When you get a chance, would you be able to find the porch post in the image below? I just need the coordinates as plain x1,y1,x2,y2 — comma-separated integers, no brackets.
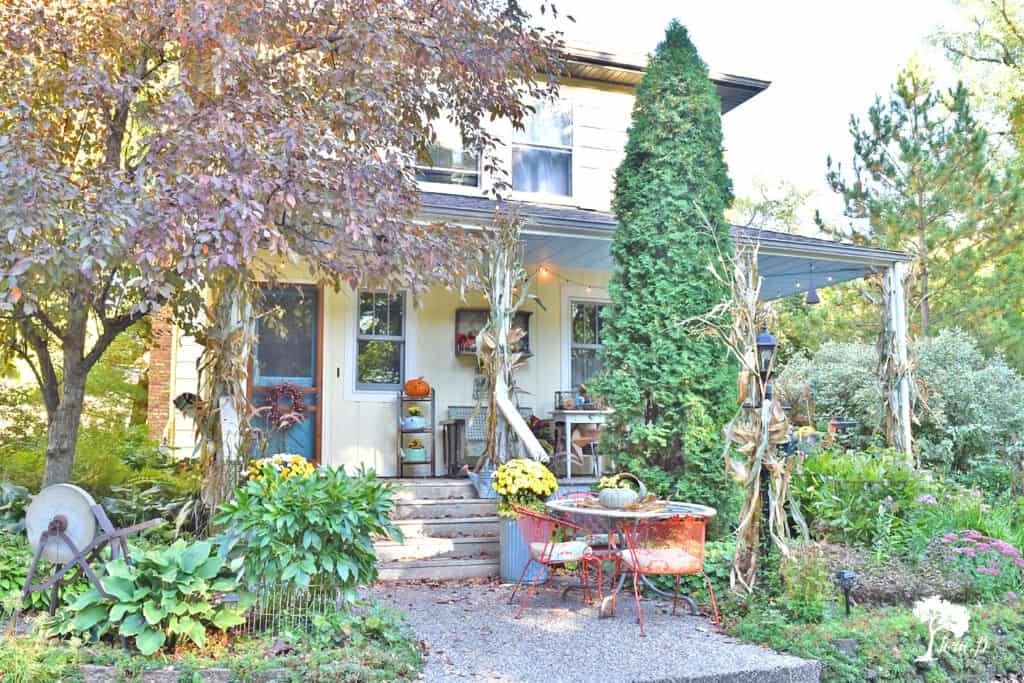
882,261,914,464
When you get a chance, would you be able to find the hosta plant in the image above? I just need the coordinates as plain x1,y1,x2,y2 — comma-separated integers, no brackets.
48,539,252,655
216,466,400,601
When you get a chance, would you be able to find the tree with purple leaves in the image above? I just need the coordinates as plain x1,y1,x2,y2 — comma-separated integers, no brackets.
0,0,563,486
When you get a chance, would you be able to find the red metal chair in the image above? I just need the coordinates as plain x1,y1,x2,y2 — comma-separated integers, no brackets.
552,490,611,550
610,515,720,636
509,505,602,619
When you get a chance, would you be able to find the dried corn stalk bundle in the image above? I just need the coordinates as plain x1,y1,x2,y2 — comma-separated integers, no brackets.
471,210,547,469
194,270,258,529
691,236,808,594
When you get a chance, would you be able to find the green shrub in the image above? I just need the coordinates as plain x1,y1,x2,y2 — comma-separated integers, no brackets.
0,529,87,614
781,329,1024,478
901,490,1024,558
0,482,28,532
793,444,935,550
0,626,78,683
731,603,1024,682
302,600,418,653
924,530,1024,602
668,538,734,603
49,539,252,655
215,466,401,600
781,543,831,622
0,424,163,497
593,22,738,535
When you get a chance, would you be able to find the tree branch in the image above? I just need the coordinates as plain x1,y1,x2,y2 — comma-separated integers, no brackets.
18,320,59,416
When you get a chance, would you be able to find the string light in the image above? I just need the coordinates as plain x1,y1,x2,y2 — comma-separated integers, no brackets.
528,265,604,292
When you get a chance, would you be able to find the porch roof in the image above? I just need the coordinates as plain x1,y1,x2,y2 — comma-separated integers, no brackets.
419,192,910,301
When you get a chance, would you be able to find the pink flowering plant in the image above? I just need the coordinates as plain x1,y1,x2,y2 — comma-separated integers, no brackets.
937,529,1024,601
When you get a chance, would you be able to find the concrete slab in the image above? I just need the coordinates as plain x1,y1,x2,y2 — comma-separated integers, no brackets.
368,578,820,683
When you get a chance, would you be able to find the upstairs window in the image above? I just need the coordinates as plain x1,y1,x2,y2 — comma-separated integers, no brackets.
415,119,480,187
513,100,572,196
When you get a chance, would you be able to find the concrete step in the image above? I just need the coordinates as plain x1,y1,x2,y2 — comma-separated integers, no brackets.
378,557,498,581
374,535,498,562
392,498,496,520
390,479,478,502
392,515,500,539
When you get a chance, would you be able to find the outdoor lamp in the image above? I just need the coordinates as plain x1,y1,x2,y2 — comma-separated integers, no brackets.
756,328,778,380
805,263,820,305
834,569,857,616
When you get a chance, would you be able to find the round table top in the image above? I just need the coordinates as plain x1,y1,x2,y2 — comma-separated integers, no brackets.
545,498,717,520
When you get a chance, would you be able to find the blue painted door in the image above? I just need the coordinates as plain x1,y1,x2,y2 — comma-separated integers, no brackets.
249,285,321,461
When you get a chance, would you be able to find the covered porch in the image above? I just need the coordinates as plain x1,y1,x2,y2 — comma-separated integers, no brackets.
420,192,915,460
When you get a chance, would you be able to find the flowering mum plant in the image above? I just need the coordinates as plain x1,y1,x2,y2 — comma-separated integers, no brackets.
492,458,558,518
247,454,315,482
937,529,1024,600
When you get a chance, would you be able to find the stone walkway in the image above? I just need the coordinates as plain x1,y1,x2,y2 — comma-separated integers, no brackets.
369,578,820,683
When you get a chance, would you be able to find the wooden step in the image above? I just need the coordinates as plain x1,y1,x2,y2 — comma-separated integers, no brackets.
391,515,500,539
390,479,478,502
374,535,498,562
377,557,498,581
392,498,496,520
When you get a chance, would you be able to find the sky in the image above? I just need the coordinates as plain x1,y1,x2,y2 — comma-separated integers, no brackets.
537,0,963,231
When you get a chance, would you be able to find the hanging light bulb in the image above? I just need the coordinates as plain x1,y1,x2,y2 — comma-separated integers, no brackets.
806,262,820,305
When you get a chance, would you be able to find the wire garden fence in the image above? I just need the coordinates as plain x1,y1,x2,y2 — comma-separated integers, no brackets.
236,582,347,636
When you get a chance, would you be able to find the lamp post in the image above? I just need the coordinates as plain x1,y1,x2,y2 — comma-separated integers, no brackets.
753,327,779,557
755,327,778,407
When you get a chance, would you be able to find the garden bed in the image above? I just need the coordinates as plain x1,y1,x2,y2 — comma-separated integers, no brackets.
0,609,423,683
728,602,1024,683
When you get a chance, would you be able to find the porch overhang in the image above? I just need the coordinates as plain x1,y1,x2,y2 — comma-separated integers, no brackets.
418,193,911,300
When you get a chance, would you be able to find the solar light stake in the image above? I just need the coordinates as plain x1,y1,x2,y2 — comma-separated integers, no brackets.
834,569,857,616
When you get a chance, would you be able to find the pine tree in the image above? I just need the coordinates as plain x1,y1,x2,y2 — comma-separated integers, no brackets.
593,22,737,519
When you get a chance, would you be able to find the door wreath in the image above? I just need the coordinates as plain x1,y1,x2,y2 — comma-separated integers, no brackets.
263,382,307,431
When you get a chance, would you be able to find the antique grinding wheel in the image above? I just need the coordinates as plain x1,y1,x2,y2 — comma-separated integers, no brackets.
25,483,98,565
14,484,162,620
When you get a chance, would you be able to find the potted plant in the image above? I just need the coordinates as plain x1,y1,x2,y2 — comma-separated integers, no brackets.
402,439,428,462
400,405,428,431
595,473,646,509
492,458,558,582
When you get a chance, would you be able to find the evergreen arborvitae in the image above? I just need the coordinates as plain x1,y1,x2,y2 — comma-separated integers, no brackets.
594,22,737,521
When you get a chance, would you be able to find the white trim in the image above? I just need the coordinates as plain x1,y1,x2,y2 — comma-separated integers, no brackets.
342,289,417,403
560,284,610,389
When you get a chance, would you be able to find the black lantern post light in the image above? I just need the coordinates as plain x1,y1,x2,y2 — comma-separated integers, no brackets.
755,327,778,408
752,327,779,556
805,263,820,305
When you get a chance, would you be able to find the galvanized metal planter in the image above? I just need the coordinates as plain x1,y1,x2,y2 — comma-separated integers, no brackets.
499,518,547,584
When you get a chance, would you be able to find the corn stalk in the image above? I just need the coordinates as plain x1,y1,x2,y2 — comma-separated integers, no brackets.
688,234,808,594
193,269,258,528
472,210,547,470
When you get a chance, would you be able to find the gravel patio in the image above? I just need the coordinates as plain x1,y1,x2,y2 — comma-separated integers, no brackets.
369,578,821,683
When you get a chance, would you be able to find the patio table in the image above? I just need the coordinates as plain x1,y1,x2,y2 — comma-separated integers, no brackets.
544,498,716,616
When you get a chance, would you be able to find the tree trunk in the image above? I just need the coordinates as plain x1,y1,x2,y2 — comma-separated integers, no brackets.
918,225,929,334
42,365,88,487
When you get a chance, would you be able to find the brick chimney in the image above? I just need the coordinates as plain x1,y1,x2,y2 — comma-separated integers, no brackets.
146,307,175,440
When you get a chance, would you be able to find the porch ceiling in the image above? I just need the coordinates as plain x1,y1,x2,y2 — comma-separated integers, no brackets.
418,193,911,301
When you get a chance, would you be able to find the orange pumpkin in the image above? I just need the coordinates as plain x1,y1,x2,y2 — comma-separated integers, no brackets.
404,377,431,397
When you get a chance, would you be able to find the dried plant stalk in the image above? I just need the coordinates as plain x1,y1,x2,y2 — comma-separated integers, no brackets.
689,232,808,594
